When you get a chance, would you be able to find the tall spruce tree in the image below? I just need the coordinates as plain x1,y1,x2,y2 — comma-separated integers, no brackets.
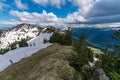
65,27,72,45
69,33,93,71
111,30,120,55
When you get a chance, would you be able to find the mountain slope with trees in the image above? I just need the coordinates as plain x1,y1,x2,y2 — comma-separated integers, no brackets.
50,27,72,45
0,23,41,53
0,25,120,80
95,30,120,80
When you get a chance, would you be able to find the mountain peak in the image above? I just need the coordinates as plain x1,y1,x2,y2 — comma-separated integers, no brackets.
0,23,41,49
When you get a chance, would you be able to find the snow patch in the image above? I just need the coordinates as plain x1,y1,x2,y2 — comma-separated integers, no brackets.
0,24,40,49
0,33,52,72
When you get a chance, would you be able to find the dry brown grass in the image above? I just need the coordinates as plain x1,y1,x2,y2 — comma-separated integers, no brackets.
0,44,75,80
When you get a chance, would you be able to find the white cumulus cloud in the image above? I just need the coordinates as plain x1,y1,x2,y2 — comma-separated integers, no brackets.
9,10,63,27
1,0,120,28
63,11,86,24
33,0,65,9
15,0,28,10
68,0,94,16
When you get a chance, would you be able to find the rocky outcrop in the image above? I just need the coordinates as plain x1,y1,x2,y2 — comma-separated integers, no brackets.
95,68,109,80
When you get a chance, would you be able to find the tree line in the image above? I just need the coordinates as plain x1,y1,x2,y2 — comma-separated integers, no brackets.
95,30,120,80
0,39,28,54
49,27,120,80
49,27,72,45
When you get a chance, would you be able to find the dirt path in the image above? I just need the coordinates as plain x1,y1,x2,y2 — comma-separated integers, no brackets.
0,44,75,80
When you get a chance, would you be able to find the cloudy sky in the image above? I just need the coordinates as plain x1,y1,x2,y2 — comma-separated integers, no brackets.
0,0,120,28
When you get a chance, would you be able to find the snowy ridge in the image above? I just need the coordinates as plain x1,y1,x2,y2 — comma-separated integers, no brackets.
60,26,68,31
0,23,41,49
27,33,52,46
0,33,52,72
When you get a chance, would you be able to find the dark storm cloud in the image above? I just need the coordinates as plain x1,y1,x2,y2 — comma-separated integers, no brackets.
87,14,120,24
88,0,120,17
81,0,120,25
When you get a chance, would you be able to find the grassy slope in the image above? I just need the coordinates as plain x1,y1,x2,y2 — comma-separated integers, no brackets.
0,44,75,80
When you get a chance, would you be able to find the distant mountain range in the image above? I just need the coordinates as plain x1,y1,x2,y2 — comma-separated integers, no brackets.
1,24,120,50
72,27,120,50
0,27,10,30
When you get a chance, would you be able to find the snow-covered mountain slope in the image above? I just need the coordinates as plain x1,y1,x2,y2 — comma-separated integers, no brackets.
60,26,69,31
0,33,52,72
0,23,41,49
27,33,52,46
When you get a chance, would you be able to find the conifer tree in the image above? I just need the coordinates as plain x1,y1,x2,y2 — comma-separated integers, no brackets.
11,42,17,50
95,30,120,80
49,27,73,45
69,33,93,71
111,30,120,55
19,39,28,47
65,27,72,45
49,32,61,43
